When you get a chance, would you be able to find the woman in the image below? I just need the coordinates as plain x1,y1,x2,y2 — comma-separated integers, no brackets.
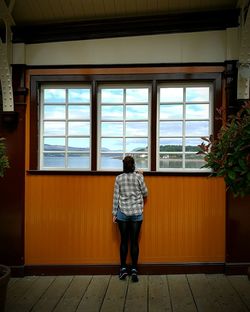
112,156,148,282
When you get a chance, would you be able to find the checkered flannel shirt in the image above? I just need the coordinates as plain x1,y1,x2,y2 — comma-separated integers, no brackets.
112,172,148,216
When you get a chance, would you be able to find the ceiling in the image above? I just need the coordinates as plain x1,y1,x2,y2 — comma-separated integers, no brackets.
10,0,239,26
0,0,242,43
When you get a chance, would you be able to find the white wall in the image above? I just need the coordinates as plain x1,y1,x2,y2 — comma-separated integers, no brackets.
13,28,239,65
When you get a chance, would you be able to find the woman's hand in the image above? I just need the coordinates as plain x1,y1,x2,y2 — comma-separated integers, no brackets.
113,215,117,223
136,169,144,174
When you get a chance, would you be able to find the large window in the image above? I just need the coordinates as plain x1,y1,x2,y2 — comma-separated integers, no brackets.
37,77,215,173
98,85,151,171
40,86,91,170
158,84,212,171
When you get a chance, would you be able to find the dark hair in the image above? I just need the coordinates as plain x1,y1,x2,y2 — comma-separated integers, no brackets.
123,156,135,173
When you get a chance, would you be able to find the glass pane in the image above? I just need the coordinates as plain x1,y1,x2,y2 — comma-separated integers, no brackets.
126,122,148,136
126,88,149,103
68,89,90,103
126,138,148,152
101,138,123,152
44,138,65,151
44,105,65,119
44,89,66,103
68,153,90,168
185,153,206,168
159,121,182,136
160,105,183,119
101,122,123,136
186,121,209,136
159,138,182,152
43,153,65,167
68,122,90,135
101,106,123,120
159,154,183,168
126,105,148,120
68,105,90,119
127,153,148,169
185,138,206,152
101,89,123,103
100,153,123,170
68,138,90,151
44,121,65,136
186,104,209,119
186,87,209,102
160,88,183,102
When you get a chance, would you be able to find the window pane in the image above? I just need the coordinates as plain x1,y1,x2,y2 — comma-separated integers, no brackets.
186,121,209,136
160,88,183,102
185,154,206,168
100,153,123,169
44,89,66,103
160,105,183,119
101,122,123,136
101,138,123,152
159,154,183,168
68,105,90,119
43,153,65,167
101,106,123,120
126,88,149,103
44,105,65,119
68,138,90,151
185,138,205,152
159,121,182,136
68,122,90,135
101,89,123,103
126,122,148,136
159,138,182,152
186,104,209,119
126,105,148,120
126,138,148,152
128,153,148,169
186,87,209,102
68,153,90,168
68,89,90,103
44,121,65,136
44,138,65,151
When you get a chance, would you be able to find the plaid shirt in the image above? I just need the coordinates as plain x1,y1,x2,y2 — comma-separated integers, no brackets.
112,172,148,216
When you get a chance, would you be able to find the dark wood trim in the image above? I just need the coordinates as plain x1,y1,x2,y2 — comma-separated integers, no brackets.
224,263,250,275
150,80,157,171
12,9,239,44
28,67,224,172
23,262,225,276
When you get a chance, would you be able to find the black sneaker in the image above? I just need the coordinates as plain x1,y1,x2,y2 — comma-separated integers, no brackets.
131,268,139,282
119,267,128,280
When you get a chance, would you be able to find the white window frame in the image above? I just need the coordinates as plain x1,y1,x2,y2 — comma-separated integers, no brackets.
97,84,151,171
40,84,92,170
157,82,213,172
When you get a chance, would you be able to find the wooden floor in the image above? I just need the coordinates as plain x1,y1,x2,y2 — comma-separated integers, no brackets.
5,274,250,312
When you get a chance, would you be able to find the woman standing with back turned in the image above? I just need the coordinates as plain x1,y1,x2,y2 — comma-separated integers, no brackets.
112,156,148,282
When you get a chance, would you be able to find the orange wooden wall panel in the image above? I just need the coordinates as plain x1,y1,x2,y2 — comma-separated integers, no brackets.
25,175,225,265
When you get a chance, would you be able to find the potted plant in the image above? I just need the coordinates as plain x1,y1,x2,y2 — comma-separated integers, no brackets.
0,137,10,310
198,100,250,197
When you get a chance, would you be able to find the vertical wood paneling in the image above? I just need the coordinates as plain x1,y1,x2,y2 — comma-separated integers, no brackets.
25,175,225,264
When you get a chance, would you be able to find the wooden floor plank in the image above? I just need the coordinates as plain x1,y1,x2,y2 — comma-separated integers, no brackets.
100,275,128,312
31,276,73,312
168,274,197,312
124,275,148,312
148,275,172,312
227,275,250,310
76,275,110,312
52,276,91,312
187,274,222,312
6,276,55,312
207,274,249,312
6,276,39,311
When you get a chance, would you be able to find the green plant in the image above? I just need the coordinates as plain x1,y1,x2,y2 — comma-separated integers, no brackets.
0,138,9,177
198,101,250,197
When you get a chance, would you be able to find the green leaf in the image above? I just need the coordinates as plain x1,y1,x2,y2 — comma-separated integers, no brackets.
228,170,236,181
